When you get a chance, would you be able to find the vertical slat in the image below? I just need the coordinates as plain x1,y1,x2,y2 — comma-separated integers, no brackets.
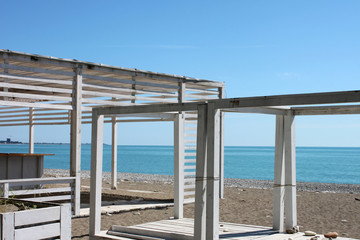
60,204,72,240
111,115,118,189
89,112,104,236
2,213,15,240
194,104,207,240
284,113,297,229
273,115,285,232
29,107,34,153
70,65,82,216
206,103,220,240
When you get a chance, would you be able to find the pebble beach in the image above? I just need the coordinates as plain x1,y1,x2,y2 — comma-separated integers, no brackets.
44,169,360,239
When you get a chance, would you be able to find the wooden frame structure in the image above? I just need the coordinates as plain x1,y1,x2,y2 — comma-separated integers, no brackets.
0,49,225,216
89,90,360,239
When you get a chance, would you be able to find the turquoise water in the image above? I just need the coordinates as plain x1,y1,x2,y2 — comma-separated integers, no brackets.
0,144,359,184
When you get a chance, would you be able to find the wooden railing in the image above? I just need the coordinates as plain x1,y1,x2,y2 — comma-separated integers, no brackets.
0,177,75,214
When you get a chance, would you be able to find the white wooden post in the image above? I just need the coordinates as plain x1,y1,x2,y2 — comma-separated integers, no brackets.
174,82,186,219
194,104,208,240
2,213,14,240
273,115,285,232
284,113,297,229
219,87,225,199
206,103,220,240
70,65,82,216
60,204,72,240
29,107,34,153
89,113,104,237
111,116,118,189
174,112,185,219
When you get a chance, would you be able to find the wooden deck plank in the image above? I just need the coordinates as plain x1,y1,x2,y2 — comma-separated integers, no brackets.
105,218,359,240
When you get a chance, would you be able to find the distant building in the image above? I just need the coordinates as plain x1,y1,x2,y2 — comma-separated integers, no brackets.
7,138,11,143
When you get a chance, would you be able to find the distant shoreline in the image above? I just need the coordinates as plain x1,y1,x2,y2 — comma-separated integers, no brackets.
44,168,360,194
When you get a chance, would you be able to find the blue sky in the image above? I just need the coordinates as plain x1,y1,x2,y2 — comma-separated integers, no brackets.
1,0,360,147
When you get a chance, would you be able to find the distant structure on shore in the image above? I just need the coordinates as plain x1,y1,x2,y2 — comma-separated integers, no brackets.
0,138,23,144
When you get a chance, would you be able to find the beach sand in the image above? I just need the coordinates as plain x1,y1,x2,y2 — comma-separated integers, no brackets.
44,170,360,239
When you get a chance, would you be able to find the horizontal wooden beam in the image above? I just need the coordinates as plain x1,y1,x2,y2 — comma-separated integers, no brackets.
214,90,360,109
292,105,360,115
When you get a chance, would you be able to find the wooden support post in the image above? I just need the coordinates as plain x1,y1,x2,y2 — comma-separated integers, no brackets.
194,104,208,240
284,113,297,229
174,82,186,219
174,112,185,219
70,65,82,216
89,113,104,237
206,103,220,240
111,115,118,189
219,87,225,199
29,107,34,153
273,115,285,232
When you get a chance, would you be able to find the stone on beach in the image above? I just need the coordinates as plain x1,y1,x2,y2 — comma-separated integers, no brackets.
324,232,339,238
304,230,317,236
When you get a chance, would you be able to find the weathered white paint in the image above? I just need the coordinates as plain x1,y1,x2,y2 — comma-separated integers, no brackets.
111,115,118,190
273,115,285,232
29,107,34,153
174,113,185,219
89,113,104,237
284,113,297,229
70,66,82,216
194,104,208,240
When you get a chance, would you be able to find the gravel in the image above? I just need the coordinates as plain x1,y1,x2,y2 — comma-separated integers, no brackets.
44,168,360,194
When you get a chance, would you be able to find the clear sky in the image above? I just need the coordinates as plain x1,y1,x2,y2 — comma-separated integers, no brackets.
1,0,359,147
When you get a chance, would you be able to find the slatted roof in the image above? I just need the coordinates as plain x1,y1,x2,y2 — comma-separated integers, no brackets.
0,49,225,126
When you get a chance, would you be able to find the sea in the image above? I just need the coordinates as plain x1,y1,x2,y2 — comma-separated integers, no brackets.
0,145,359,185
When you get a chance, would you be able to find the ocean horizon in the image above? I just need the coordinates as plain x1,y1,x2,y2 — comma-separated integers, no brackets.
0,144,359,185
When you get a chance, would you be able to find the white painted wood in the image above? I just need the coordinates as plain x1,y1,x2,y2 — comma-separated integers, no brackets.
0,100,73,110
284,113,297,229
1,50,224,87
224,107,289,115
15,222,61,240
174,112,185,219
194,104,208,240
219,86,225,199
70,66,82,216
11,186,72,195
21,195,72,202
2,53,9,101
206,103,220,240
14,206,60,226
293,104,360,115
89,113,104,237
111,115,118,189
29,107,34,153
3,182,9,198
0,81,72,94
2,213,15,240
0,177,75,185
60,204,72,240
0,91,72,102
273,115,285,232
0,73,73,86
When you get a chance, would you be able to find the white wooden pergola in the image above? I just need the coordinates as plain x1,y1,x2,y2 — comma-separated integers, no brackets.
0,49,225,216
89,90,360,239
